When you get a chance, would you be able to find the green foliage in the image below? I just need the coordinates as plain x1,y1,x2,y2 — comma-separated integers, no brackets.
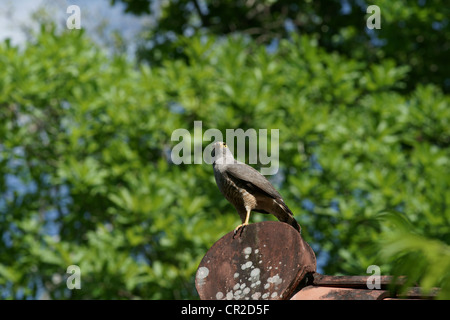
0,22,449,299
117,0,449,93
378,212,450,299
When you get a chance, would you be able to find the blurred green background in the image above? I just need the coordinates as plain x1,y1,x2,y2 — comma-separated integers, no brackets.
0,0,449,299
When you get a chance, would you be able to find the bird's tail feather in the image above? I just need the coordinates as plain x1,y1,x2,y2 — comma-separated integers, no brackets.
275,199,301,233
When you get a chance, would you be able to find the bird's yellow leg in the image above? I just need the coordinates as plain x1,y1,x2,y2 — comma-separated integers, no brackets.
234,209,251,234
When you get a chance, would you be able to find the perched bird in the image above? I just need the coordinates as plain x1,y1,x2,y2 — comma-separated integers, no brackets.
212,141,301,234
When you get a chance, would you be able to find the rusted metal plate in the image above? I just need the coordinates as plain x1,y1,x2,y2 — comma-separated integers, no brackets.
195,221,316,300
290,286,389,300
309,274,439,299
312,273,403,289
395,287,440,299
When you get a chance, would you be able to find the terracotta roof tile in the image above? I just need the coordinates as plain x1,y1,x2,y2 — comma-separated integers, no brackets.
290,286,389,300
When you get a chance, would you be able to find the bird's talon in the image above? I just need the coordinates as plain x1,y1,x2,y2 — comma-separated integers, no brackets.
233,223,247,236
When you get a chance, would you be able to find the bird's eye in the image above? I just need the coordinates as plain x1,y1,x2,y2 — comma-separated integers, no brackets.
223,143,227,148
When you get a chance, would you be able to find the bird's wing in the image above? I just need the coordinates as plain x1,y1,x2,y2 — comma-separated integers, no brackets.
225,163,282,199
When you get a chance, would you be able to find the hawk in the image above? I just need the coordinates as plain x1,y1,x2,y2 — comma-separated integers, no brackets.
212,141,301,234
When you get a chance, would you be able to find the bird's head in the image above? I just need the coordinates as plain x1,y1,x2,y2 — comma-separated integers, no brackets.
211,141,234,165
